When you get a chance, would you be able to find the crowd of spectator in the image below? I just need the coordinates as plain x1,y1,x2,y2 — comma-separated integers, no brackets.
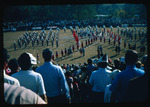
3,15,148,104
3,16,147,31
3,46,148,104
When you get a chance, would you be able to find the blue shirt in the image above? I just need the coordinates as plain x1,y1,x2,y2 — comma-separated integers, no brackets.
109,65,145,102
35,62,70,98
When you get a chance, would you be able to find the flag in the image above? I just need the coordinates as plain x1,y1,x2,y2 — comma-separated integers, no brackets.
73,30,79,44
73,30,76,38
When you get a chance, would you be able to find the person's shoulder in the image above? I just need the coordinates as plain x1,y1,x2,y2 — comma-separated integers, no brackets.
30,70,43,78
113,69,125,79
53,64,62,69
135,67,145,75
4,83,46,104
105,69,112,74
91,69,98,75
4,74,20,86
35,65,43,71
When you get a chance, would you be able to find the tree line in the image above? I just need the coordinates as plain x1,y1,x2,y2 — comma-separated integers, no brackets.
3,4,147,21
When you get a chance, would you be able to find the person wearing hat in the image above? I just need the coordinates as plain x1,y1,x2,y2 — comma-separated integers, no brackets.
11,52,47,103
89,54,111,103
109,50,145,102
3,48,20,86
3,49,46,104
35,48,71,103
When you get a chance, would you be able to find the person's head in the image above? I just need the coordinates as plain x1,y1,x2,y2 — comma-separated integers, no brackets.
65,71,71,77
97,54,108,68
98,62,108,68
125,50,138,65
84,63,88,67
18,52,37,70
81,65,87,72
42,48,53,62
87,58,92,65
114,58,120,69
135,61,142,68
3,48,10,70
8,58,19,73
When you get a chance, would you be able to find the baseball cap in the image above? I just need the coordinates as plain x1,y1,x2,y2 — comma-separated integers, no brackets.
26,52,37,65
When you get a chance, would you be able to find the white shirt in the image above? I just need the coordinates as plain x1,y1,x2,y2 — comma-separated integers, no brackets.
12,70,46,96
89,68,111,92
4,70,20,86
104,84,112,103
4,83,46,104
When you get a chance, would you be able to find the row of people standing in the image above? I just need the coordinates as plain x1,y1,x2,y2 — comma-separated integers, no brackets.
4,47,148,104
13,29,60,51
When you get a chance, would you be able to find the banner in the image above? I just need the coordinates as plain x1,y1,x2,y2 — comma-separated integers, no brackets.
73,30,79,44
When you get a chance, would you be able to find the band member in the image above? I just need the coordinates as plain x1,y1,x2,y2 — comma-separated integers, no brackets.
81,41,84,48
88,39,90,45
65,48,68,56
124,40,126,49
56,51,58,59
61,49,64,57
37,53,40,64
46,38,49,46
100,36,102,43
72,45,75,52
104,37,106,43
14,41,17,51
56,40,59,48
85,40,88,47
108,37,111,44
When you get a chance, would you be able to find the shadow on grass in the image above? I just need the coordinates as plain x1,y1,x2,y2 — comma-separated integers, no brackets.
70,56,81,61
90,55,98,59
103,44,111,48
110,54,118,59
107,46,115,49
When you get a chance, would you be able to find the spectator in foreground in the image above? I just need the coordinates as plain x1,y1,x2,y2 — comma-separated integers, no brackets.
4,83,46,104
109,50,145,102
89,54,111,103
86,58,96,82
109,58,121,82
35,48,71,103
123,55,148,102
3,48,20,86
3,48,46,104
8,58,19,76
12,52,47,103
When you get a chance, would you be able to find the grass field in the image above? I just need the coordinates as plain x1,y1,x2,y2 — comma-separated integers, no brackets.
3,27,147,67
